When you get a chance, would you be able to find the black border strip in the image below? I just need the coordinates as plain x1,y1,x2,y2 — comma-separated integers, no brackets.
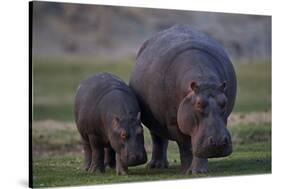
29,1,33,188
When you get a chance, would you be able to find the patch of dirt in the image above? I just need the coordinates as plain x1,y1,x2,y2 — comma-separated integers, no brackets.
228,111,271,127
33,111,271,130
33,119,76,130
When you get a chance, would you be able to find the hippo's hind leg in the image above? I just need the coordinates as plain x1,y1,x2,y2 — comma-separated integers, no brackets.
147,132,169,169
82,137,92,171
88,134,105,173
104,146,116,169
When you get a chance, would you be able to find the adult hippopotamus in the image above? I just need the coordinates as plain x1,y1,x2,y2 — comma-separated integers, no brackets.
75,72,147,175
129,25,237,174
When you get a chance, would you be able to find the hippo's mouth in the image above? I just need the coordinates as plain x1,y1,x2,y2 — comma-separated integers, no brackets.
193,143,233,158
127,159,147,167
126,153,148,167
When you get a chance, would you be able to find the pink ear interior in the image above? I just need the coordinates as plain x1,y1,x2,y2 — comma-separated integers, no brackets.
189,81,199,93
112,116,121,132
114,117,120,123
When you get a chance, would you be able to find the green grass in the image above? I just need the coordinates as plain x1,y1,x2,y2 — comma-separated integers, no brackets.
32,123,271,187
33,58,271,121
233,62,271,112
33,57,134,121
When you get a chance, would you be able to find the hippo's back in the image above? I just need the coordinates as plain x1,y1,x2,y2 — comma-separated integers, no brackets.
74,72,130,124
131,25,235,86
129,25,236,126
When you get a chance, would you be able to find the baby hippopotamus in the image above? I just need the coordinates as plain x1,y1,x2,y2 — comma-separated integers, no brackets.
74,72,147,175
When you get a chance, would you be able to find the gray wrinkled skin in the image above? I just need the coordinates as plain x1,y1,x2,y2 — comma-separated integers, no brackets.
129,25,237,174
75,72,147,175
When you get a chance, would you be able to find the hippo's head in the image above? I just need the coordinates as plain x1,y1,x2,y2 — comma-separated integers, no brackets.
177,81,232,158
110,112,147,166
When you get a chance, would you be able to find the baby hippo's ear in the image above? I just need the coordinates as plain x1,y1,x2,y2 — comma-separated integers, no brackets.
189,81,199,93
112,116,120,130
137,112,141,121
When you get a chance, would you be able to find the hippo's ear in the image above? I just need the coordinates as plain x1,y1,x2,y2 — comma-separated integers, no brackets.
189,81,199,93
114,116,120,123
112,116,120,129
219,81,227,92
137,112,141,121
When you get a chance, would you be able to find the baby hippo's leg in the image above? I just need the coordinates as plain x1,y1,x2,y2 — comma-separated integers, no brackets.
82,139,92,171
104,146,116,169
88,135,105,173
116,153,128,175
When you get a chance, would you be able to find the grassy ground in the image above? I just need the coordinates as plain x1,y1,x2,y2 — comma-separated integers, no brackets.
32,57,271,187
32,122,271,187
233,61,271,112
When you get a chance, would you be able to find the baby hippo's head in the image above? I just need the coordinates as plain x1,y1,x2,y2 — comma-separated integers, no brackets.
110,112,147,167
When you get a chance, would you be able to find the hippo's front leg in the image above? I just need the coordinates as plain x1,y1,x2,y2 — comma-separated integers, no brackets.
177,140,208,174
188,157,208,174
104,146,116,169
116,153,128,175
177,142,193,174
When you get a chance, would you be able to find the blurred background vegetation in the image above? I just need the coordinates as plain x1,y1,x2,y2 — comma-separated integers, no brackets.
33,1,271,121
31,1,271,187
33,2,271,62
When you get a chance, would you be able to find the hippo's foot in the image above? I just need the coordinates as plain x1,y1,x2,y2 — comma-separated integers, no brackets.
190,167,208,174
104,147,116,169
88,163,105,174
116,167,128,175
146,159,169,169
82,140,92,172
186,157,208,175
116,153,128,175
148,132,169,169
105,162,116,169
84,164,91,172
116,163,128,175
